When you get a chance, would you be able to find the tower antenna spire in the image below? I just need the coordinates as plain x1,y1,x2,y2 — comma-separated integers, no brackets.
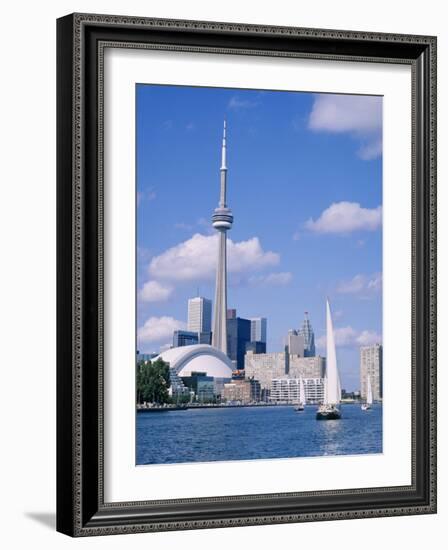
219,119,227,206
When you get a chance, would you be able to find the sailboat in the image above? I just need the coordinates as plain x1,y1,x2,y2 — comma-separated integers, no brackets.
316,299,342,420
361,375,373,411
295,377,306,411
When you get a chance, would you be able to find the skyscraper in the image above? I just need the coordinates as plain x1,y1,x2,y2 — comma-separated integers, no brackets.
245,341,266,354
212,121,233,354
250,317,267,344
227,308,237,320
173,330,199,348
187,297,212,333
286,329,305,356
227,317,251,370
360,344,383,401
299,311,316,357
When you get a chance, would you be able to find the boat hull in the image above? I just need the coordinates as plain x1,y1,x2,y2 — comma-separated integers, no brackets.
316,408,341,420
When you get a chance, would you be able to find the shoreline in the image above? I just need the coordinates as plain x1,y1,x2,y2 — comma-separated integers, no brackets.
136,400,372,412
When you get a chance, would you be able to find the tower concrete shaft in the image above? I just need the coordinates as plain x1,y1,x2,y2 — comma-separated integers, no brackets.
212,121,233,354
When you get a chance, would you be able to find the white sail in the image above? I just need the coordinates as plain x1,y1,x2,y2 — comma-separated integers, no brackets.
366,375,373,405
299,377,306,405
325,299,341,405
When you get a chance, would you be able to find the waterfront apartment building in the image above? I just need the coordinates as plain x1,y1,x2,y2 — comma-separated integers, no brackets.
227,316,251,369
250,317,267,344
289,355,326,379
245,351,326,396
270,378,325,404
244,351,287,392
222,378,261,403
360,343,383,401
168,369,190,397
187,296,212,334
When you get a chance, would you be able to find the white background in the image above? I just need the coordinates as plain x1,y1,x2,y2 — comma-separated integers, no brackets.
105,49,412,501
0,1,445,548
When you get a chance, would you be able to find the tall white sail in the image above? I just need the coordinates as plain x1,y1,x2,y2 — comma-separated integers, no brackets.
325,299,341,405
366,375,373,405
299,377,306,405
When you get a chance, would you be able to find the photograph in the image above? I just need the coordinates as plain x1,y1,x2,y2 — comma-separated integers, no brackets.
135,84,383,465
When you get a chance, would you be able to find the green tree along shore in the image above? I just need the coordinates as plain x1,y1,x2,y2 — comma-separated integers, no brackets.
136,358,171,404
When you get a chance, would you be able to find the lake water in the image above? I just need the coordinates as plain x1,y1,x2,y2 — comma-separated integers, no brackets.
136,403,382,465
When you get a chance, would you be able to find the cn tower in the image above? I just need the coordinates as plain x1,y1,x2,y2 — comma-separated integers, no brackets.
212,121,233,354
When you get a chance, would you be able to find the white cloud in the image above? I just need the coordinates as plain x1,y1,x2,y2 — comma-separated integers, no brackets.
248,272,293,286
358,138,383,161
337,273,382,295
317,326,382,349
306,202,382,234
137,316,186,344
308,94,382,159
356,330,382,346
149,233,279,282
228,96,260,110
138,280,173,303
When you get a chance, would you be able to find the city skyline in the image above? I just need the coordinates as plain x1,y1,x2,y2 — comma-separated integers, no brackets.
136,84,382,391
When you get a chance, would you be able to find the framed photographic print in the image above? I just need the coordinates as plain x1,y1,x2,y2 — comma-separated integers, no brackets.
57,13,437,536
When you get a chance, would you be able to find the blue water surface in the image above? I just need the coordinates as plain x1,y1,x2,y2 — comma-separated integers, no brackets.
136,404,382,465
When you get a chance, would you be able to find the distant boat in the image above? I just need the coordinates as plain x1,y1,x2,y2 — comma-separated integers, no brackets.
295,377,306,411
361,375,373,411
316,300,342,421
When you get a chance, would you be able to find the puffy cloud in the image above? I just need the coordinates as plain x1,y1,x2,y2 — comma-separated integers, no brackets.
138,280,173,303
358,139,383,161
337,273,382,295
356,330,383,346
308,94,382,160
317,326,382,349
137,316,186,344
248,272,293,286
309,94,382,134
149,233,279,282
306,202,382,234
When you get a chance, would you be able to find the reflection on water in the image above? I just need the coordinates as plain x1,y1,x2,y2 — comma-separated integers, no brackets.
136,403,382,465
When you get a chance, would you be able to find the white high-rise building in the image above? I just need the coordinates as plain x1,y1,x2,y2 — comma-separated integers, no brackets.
360,344,383,401
250,317,267,343
212,121,233,354
187,297,212,334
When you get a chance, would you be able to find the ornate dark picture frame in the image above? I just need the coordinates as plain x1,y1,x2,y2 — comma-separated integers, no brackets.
56,13,437,537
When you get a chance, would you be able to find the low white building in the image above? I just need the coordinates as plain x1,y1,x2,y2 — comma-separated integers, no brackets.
270,378,325,404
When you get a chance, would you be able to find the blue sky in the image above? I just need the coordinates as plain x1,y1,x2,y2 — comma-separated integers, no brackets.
136,84,383,391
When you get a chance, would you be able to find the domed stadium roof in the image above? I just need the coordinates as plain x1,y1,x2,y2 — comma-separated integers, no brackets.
155,344,233,378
